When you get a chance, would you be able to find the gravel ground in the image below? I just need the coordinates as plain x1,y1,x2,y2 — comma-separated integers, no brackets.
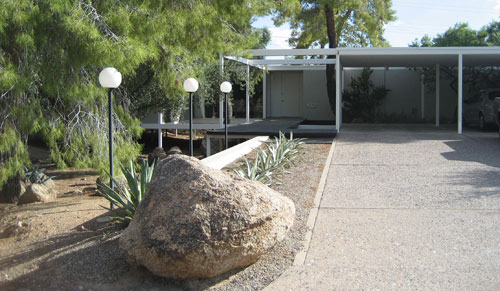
0,143,331,291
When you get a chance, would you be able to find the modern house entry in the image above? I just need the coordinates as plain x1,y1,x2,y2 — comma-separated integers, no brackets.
270,71,303,117
226,47,500,134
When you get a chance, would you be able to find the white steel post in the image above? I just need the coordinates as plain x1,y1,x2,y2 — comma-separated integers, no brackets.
157,112,163,148
435,64,440,127
458,54,463,134
421,71,425,120
335,52,342,131
219,55,224,127
246,64,250,123
263,69,267,119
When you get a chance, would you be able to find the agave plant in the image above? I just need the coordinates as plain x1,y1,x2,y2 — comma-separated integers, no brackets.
98,159,156,222
22,166,54,184
229,131,305,185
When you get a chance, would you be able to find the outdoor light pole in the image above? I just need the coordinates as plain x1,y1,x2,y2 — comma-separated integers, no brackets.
99,67,122,209
220,81,232,149
108,88,114,192
183,78,199,157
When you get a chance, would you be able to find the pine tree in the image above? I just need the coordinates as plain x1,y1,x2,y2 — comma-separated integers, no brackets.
0,0,274,188
272,0,396,115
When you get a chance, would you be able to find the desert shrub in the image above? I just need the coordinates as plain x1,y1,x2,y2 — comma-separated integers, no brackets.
229,132,305,185
97,159,156,222
22,166,54,184
342,67,390,122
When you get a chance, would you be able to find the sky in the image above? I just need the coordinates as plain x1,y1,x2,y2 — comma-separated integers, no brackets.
253,0,500,49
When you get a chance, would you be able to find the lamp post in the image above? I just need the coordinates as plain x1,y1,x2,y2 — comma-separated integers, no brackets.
99,67,122,209
183,78,199,157
220,81,232,149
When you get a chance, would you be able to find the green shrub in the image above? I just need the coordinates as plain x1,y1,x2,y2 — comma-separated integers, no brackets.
97,159,156,222
23,166,54,184
342,67,390,122
229,132,305,185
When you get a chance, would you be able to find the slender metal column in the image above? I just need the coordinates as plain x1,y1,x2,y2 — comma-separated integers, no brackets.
421,71,425,120
189,92,193,156
108,88,114,209
435,64,440,127
246,64,250,123
458,54,463,134
224,93,228,149
335,52,342,131
157,112,163,148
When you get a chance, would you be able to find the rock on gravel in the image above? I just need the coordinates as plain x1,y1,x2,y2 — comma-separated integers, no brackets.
119,155,295,280
18,183,57,204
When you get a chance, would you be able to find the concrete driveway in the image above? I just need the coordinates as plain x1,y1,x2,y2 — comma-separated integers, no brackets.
267,124,500,290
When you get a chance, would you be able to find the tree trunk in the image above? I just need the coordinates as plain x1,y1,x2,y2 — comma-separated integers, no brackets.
325,5,337,118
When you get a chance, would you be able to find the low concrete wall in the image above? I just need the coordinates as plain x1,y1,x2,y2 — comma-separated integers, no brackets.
201,136,269,170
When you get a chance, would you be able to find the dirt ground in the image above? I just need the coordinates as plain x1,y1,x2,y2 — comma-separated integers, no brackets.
0,143,331,291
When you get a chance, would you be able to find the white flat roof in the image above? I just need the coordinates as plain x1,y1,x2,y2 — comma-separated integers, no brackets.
244,47,500,67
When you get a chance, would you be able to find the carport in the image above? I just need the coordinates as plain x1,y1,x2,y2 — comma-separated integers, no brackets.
234,47,500,134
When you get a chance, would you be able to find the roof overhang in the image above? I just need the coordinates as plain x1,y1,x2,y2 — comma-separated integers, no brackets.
235,47,500,68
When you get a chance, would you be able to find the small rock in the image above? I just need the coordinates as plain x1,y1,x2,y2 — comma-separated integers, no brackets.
78,225,86,231
18,183,57,204
148,147,168,165
166,146,182,155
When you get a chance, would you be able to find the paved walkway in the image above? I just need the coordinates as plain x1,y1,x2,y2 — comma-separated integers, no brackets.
267,124,500,290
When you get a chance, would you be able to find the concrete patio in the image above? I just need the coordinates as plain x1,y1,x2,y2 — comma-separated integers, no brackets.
267,124,500,290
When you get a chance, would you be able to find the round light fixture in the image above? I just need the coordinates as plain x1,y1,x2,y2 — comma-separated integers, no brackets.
99,67,122,88
220,81,232,93
183,78,199,93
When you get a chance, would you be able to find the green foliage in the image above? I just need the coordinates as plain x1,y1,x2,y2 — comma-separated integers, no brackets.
410,21,500,96
0,0,275,186
98,159,156,222
0,125,29,188
22,166,53,184
342,68,390,122
229,132,305,185
274,0,396,48
271,0,396,116
197,60,265,113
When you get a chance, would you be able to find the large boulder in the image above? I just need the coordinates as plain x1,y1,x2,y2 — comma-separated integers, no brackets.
119,155,295,280
18,183,57,204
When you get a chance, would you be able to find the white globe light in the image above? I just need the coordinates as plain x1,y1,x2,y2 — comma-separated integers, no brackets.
183,78,199,93
99,67,122,88
220,81,232,93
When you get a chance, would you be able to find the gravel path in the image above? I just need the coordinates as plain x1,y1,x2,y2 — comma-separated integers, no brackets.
0,143,331,291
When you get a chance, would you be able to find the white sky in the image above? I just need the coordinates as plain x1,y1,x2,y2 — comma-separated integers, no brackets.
253,0,500,49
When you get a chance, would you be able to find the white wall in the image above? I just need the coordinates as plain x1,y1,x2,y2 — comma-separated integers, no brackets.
345,68,458,122
302,70,335,120
264,67,461,123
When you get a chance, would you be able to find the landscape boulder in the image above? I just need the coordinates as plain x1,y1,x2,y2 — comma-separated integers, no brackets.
119,155,295,280
18,182,57,204
148,147,168,165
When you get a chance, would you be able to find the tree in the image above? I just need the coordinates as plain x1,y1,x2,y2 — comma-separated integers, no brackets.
410,22,500,96
0,0,274,188
342,68,389,122
272,0,396,115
